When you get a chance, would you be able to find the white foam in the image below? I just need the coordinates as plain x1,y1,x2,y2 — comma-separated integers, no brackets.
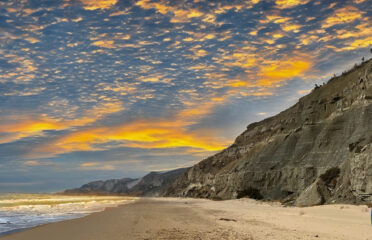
0,194,135,234
0,218,10,224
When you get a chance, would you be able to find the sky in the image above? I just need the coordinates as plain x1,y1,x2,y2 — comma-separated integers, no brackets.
0,0,371,192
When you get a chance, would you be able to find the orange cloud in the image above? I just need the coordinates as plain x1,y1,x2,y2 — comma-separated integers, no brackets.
34,119,228,156
0,101,124,144
79,0,118,10
337,36,372,51
28,92,235,157
24,160,43,166
297,89,311,95
25,37,40,44
92,40,115,48
275,0,310,9
135,0,205,23
0,119,63,136
225,80,257,88
281,23,302,32
80,162,99,167
257,57,312,86
322,6,363,28
218,52,257,70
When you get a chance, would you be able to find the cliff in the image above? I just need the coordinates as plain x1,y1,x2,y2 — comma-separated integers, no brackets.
64,168,187,196
166,59,372,206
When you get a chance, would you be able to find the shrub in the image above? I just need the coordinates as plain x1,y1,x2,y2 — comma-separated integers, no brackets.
237,187,263,200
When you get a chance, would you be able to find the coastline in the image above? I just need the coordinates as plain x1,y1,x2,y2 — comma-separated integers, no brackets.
1,197,371,240
0,194,138,238
0,228,30,238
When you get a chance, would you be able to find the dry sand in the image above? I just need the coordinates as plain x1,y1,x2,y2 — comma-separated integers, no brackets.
1,197,371,240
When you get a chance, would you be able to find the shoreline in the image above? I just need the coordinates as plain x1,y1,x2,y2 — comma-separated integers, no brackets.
1,197,371,240
0,197,137,238
0,228,31,238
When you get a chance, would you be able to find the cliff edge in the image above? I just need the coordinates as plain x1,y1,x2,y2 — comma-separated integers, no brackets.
166,59,372,206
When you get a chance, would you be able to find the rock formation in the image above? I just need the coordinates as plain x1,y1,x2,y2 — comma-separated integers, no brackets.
166,59,372,206
64,168,187,196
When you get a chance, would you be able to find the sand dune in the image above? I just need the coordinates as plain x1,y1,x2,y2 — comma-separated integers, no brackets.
1,198,371,240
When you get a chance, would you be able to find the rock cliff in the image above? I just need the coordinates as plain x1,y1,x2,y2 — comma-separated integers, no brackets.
64,168,187,196
166,59,372,206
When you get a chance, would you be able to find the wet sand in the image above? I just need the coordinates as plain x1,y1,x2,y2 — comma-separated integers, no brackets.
1,197,371,240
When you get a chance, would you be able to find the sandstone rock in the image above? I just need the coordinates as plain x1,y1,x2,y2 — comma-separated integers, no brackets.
295,180,323,207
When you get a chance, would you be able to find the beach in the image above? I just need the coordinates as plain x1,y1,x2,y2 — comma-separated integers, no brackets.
1,197,371,240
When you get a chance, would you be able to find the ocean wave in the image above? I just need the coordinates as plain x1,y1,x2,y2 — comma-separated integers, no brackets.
0,218,10,224
0,194,135,234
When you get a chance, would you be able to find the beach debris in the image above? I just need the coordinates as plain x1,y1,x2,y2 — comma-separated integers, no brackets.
219,218,237,222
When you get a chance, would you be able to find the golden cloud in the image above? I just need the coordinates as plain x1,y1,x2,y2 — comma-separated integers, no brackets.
26,90,237,157
79,0,118,10
219,52,257,70
337,36,372,51
322,6,363,28
25,37,40,44
35,119,228,156
275,0,310,9
24,160,43,166
92,40,115,48
80,162,99,167
239,91,274,97
135,0,206,23
281,23,302,32
297,89,311,95
0,101,124,143
257,57,312,86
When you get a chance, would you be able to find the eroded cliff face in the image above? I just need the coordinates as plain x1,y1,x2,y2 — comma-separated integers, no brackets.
166,59,372,206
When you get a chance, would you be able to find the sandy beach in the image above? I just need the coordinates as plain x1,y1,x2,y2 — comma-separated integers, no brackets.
1,197,371,240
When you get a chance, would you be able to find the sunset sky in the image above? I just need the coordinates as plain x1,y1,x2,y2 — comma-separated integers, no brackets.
0,0,371,192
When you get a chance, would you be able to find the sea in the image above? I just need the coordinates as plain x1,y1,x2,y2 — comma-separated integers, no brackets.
0,193,133,236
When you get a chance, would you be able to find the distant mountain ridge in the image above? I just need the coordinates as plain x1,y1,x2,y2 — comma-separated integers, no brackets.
64,168,187,196
166,58,372,206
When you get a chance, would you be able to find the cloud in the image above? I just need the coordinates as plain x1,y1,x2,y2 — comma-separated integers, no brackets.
80,162,98,167
220,52,257,70
281,23,302,33
25,91,237,157
79,0,118,10
297,89,311,95
336,36,372,51
92,40,116,48
25,37,40,44
135,0,212,24
275,0,310,9
33,118,229,157
4,87,46,96
24,160,51,166
322,6,363,28
0,101,124,144
257,56,312,86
